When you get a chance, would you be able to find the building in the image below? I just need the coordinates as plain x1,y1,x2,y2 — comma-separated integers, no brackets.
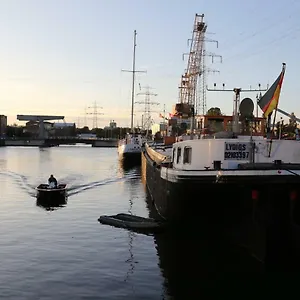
109,120,117,128
151,123,167,135
195,114,265,135
53,122,76,136
104,120,117,130
0,115,7,137
23,121,76,137
24,121,53,137
0,115,7,136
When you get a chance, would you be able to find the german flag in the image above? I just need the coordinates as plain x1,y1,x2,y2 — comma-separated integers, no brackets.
258,63,286,118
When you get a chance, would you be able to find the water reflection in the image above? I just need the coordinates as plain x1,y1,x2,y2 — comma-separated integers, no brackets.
143,189,265,297
0,147,165,299
118,157,141,175
0,147,7,171
122,165,142,283
38,147,51,163
36,196,68,211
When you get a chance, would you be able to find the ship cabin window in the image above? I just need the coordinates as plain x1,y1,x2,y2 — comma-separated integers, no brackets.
183,146,192,164
177,147,182,164
172,148,176,162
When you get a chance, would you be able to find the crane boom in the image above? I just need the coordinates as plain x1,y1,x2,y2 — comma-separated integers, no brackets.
276,108,300,123
175,14,207,118
179,14,206,106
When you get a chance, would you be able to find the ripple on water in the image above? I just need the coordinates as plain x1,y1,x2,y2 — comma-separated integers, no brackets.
0,147,165,299
0,147,266,299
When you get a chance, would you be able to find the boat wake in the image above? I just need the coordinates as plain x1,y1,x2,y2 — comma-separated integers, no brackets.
0,171,37,197
67,177,124,196
0,171,131,198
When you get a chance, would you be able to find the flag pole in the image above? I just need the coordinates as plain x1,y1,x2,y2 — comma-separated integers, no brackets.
271,63,286,135
268,62,286,156
271,106,277,136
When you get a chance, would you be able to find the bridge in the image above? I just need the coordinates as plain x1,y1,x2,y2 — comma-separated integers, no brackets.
17,114,65,139
5,114,119,147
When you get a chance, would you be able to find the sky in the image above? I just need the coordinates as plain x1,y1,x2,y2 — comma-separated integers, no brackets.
0,0,299,128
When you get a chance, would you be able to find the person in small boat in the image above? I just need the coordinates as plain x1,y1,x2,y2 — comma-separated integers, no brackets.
48,174,57,189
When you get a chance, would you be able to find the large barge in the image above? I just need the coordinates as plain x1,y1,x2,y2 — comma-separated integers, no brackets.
141,13,300,262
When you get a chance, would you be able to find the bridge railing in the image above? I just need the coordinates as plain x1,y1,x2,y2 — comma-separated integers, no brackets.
4,136,119,141
47,136,119,141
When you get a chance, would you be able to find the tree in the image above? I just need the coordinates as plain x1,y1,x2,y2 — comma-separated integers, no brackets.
6,125,28,138
206,107,222,116
289,113,297,128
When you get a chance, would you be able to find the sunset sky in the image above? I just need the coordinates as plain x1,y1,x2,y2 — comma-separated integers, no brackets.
0,0,299,128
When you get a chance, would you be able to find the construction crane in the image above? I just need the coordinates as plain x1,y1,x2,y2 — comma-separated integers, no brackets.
176,13,221,118
178,14,206,111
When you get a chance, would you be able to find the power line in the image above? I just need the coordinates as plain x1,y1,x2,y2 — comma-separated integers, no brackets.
136,85,159,134
220,0,300,52
86,101,104,129
224,25,300,63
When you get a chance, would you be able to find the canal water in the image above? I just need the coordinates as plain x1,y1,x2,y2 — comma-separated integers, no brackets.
0,145,267,299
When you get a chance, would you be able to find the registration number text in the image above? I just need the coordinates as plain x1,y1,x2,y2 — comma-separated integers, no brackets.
224,142,250,160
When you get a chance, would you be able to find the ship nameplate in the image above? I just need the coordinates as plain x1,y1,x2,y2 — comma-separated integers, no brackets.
224,142,251,160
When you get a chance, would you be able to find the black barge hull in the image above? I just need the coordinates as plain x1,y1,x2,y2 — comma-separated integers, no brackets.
142,147,300,265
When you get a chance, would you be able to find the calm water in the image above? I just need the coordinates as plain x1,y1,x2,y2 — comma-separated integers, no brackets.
0,145,267,299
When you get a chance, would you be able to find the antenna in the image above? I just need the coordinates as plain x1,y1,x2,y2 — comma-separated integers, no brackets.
121,30,147,131
206,84,267,133
136,85,159,135
86,101,104,129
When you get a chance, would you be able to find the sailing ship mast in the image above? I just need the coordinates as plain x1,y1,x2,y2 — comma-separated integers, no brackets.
130,30,137,131
122,30,146,132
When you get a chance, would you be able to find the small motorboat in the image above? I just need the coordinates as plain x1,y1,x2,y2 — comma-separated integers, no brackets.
98,213,164,233
36,183,67,201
